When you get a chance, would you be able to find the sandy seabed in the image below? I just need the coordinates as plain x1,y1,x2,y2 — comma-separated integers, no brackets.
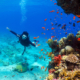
0,33,51,80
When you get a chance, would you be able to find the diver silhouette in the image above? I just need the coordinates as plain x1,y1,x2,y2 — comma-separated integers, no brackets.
6,27,36,55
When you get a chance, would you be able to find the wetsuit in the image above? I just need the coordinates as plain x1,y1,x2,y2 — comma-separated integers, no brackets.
10,31,35,55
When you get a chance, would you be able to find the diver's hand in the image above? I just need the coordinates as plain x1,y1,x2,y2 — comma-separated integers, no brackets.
6,27,10,31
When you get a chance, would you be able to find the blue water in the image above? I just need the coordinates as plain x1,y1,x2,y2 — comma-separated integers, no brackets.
0,0,80,80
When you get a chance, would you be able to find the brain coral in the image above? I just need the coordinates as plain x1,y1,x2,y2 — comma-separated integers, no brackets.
65,46,74,55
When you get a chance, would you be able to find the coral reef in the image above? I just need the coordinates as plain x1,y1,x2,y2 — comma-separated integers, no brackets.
56,0,80,15
47,39,59,56
45,32,80,80
47,73,54,80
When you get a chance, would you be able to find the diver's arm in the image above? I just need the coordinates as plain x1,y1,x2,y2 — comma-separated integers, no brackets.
22,47,26,55
6,27,20,37
29,41,36,47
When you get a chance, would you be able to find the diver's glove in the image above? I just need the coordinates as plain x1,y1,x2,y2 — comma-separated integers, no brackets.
6,27,10,31
36,45,38,47
32,42,38,47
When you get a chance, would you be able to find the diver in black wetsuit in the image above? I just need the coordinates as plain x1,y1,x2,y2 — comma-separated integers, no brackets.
6,27,36,55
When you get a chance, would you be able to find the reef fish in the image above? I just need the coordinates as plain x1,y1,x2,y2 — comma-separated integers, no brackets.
42,27,45,30
76,15,80,18
51,27,55,30
44,18,47,21
33,36,39,39
49,10,55,13
61,24,66,30
73,23,75,27
73,16,76,20
77,21,80,23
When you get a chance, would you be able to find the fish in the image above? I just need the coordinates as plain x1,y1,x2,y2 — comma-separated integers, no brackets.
47,29,49,30
57,12,59,14
41,67,43,70
54,3,56,5
73,16,75,20
41,32,45,34
43,66,44,69
61,12,62,15
40,77,41,79
51,27,55,30
49,10,55,13
77,21,80,23
73,23,75,27
45,37,47,39
33,40,39,43
37,44,41,46
12,75,15,77
41,49,43,51
44,18,47,21
4,76,7,77
33,36,39,39
51,22,54,26
51,36,54,39
65,32,67,35
42,27,45,30
45,67,47,71
57,24,61,27
30,68,34,71
61,24,66,30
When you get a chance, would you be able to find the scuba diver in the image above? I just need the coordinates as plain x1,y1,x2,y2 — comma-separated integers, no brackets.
6,27,37,55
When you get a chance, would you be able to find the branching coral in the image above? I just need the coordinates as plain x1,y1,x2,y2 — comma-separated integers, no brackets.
47,73,54,80
59,69,80,80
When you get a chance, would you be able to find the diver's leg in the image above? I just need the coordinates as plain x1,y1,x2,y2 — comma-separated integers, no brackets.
22,47,26,55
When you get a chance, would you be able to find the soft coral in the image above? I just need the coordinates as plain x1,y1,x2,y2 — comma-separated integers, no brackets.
54,55,61,66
